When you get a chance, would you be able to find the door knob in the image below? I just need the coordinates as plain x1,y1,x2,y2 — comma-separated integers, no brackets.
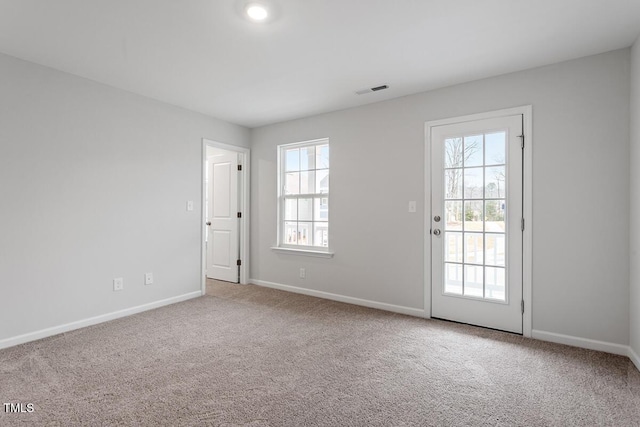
433,229,441,236
206,221,211,226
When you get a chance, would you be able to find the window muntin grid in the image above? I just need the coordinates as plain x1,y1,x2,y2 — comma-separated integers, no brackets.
443,132,507,301
279,140,329,249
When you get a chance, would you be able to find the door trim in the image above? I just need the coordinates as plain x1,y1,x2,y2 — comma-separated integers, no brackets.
201,139,251,294
424,106,532,337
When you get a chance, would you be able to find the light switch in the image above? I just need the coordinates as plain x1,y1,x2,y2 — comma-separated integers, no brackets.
408,201,417,213
187,200,194,211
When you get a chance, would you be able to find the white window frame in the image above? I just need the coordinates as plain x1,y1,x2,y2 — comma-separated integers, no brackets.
272,138,334,258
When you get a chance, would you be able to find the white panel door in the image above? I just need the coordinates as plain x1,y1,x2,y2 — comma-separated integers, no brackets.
206,151,239,283
431,114,523,333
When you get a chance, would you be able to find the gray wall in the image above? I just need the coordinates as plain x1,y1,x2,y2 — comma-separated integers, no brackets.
0,53,249,343
631,38,640,357
251,49,631,345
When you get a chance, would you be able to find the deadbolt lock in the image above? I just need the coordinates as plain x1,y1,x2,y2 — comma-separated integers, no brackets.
434,215,441,222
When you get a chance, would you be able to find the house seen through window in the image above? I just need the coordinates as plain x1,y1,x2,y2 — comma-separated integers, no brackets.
278,139,329,249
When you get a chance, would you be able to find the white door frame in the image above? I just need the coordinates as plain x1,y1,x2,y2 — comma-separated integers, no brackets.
424,105,533,337
201,139,251,294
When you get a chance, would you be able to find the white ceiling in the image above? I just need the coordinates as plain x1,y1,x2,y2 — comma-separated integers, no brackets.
0,0,639,128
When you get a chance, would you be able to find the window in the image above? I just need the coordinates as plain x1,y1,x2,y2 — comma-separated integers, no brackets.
277,139,330,252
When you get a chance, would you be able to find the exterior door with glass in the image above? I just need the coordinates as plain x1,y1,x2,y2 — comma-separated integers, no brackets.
431,114,523,333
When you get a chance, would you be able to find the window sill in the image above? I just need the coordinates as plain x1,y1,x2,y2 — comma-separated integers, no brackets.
271,247,335,258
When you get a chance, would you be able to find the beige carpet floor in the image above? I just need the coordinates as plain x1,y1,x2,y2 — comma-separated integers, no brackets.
1,280,639,426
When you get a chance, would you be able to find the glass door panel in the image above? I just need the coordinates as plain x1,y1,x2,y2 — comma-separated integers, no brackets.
431,113,523,334
442,131,509,302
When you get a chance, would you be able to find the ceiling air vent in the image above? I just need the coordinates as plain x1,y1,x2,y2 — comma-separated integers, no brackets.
356,84,389,95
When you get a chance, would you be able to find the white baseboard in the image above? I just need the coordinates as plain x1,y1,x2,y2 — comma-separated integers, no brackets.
250,278,425,318
629,346,640,372
0,291,202,350
531,329,629,356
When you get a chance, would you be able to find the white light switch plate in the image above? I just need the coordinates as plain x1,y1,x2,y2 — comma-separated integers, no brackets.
145,272,153,285
408,201,417,213
186,201,194,211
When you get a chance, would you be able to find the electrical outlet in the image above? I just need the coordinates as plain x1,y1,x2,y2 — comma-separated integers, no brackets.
113,277,124,291
145,272,153,285
299,268,306,279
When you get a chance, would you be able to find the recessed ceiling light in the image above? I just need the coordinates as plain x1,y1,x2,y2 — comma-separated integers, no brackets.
246,3,268,21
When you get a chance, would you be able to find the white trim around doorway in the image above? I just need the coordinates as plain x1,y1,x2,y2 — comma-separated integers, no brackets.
201,139,251,294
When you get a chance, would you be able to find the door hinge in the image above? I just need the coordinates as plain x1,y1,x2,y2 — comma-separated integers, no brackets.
518,134,525,149
521,218,525,231
521,300,525,314
237,259,242,266
237,164,242,171
237,212,242,218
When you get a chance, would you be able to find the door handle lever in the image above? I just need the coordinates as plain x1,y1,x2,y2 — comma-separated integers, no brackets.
206,221,211,226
